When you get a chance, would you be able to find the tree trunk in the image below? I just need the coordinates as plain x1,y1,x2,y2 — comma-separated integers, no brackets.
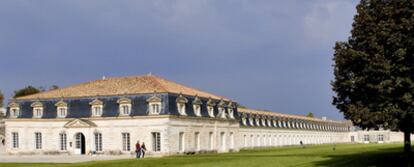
404,130,411,154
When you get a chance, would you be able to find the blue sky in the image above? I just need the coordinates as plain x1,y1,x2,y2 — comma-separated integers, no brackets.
0,0,358,120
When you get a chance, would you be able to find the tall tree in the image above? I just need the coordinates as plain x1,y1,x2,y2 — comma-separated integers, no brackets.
14,86,41,98
332,0,414,153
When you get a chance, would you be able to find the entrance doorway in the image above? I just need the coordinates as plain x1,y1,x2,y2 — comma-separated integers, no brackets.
75,133,86,155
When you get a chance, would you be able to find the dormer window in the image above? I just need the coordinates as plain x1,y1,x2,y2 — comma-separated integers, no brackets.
8,102,20,118
31,101,43,118
206,98,215,118
249,117,254,126
227,102,235,119
117,97,132,116
217,100,226,119
147,94,162,115
241,116,247,126
90,98,103,117
192,96,202,117
255,117,261,126
261,118,267,127
176,94,188,116
55,99,68,118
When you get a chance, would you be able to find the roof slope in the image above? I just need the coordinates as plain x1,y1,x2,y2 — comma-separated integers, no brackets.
16,75,229,100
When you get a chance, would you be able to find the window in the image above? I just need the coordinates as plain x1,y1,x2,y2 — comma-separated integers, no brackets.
117,97,132,116
8,102,20,118
150,103,161,114
378,134,384,142
227,108,235,119
147,94,162,115
220,132,226,150
152,132,161,152
31,101,43,118
179,132,185,152
55,100,68,118
95,133,103,152
218,107,226,119
12,132,18,148
35,132,42,149
58,107,67,118
122,133,130,151
90,98,103,116
244,135,247,147
193,105,201,117
92,106,103,116
33,108,43,118
10,108,19,118
364,135,370,142
207,106,215,117
60,133,67,150
195,132,200,151
120,104,131,115
177,103,186,116
209,132,214,150
230,132,234,149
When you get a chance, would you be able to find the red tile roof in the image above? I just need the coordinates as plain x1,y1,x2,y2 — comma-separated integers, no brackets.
16,75,230,100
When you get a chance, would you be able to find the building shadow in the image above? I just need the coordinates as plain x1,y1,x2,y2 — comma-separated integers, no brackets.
313,147,414,167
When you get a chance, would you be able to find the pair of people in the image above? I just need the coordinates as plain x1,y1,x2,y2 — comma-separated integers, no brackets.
135,141,147,159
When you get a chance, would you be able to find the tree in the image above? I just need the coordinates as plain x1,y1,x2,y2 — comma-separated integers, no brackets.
332,0,414,154
49,85,59,90
0,90,3,108
306,112,314,118
13,86,41,98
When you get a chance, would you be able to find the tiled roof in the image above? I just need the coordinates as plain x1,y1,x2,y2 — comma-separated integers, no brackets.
16,75,230,100
238,108,348,124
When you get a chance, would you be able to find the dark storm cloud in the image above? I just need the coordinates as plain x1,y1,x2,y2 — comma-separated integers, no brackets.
0,0,358,119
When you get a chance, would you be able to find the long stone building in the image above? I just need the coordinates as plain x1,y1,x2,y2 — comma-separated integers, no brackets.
1,75,396,155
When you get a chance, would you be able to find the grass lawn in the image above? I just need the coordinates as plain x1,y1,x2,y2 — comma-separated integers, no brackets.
0,143,412,167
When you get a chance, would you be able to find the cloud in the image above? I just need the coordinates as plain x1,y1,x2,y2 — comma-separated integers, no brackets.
0,0,358,120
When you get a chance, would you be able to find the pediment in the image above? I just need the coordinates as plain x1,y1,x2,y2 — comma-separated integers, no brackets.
217,99,226,107
117,97,132,104
192,96,203,105
55,99,68,107
176,93,188,103
206,98,216,106
89,98,103,106
147,94,162,102
8,101,20,108
64,119,97,128
30,101,43,108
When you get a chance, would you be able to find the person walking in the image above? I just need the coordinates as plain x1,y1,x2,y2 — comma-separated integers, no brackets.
141,142,147,158
135,141,141,159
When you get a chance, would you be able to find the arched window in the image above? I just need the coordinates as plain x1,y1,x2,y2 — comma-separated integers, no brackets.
117,97,132,116
31,101,43,118
55,99,68,118
90,98,103,117
176,94,188,116
147,94,162,115
8,102,20,118
192,96,202,117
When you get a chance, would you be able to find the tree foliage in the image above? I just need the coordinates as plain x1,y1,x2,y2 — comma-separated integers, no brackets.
306,112,314,118
0,90,3,108
13,86,41,98
332,0,414,153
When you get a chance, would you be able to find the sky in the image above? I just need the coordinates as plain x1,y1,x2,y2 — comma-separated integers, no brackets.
0,0,358,120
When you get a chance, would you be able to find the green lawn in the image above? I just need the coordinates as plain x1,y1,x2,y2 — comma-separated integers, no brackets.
1,143,412,167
